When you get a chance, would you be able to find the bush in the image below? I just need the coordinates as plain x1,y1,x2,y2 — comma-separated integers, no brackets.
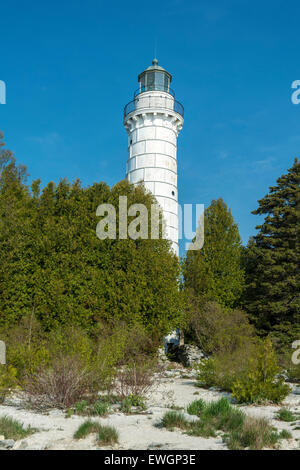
196,341,258,392
232,339,291,404
24,355,95,409
0,365,18,403
113,358,157,400
185,301,256,355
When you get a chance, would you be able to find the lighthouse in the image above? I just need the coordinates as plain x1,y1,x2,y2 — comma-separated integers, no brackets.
124,59,184,255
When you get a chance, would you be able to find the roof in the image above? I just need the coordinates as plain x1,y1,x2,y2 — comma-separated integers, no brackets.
138,59,172,82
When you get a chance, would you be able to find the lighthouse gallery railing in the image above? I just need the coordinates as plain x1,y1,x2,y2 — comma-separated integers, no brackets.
124,95,184,120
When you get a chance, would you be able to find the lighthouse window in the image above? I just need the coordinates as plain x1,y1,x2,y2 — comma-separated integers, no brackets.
172,191,175,196
147,72,155,89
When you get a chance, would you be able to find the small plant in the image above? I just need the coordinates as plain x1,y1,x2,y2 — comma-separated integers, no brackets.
279,429,293,439
187,399,205,416
224,417,279,450
120,397,132,414
74,420,99,439
0,416,35,440
74,420,119,446
276,408,298,422
160,411,189,430
162,398,288,450
75,400,88,414
93,400,110,416
97,425,119,445
119,394,146,413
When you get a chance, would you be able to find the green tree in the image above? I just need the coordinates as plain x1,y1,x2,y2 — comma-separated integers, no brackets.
0,150,184,340
183,198,245,308
243,159,300,343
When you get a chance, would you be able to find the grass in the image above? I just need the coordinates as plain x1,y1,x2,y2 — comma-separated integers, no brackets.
276,408,298,422
279,429,293,440
224,417,279,450
119,395,146,414
69,400,110,418
187,399,205,416
160,398,289,450
160,411,189,430
74,419,119,445
0,416,35,440
74,420,99,439
98,425,119,445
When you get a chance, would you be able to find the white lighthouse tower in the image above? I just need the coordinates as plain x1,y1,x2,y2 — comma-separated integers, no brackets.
124,59,184,255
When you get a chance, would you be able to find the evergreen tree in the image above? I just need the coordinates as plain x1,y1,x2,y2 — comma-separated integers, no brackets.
183,198,245,308
243,159,300,342
0,151,184,338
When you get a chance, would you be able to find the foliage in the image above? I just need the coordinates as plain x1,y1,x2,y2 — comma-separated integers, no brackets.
0,365,18,402
232,339,291,404
185,300,256,355
183,198,245,309
0,151,184,338
0,416,35,440
276,408,299,422
97,424,119,445
243,159,300,341
160,411,189,430
24,355,96,409
113,357,157,399
74,419,119,445
161,397,283,450
119,394,146,413
224,417,279,450
196,338,290,404
186,399,205,416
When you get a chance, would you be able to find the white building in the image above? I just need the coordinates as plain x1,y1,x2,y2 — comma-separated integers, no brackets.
124,59,184,255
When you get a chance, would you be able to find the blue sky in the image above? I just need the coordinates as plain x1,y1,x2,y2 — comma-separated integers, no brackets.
1,0,300,256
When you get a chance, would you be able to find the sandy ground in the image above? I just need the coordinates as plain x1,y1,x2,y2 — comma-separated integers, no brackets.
0,367,300,450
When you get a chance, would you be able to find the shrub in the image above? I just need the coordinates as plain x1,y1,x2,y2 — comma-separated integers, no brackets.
0,315,50,380
232,339,291,404
113,358,157,399
196,344,257,392
24,355,95,409
0,416,35,440
0,365,18,403
185,301,255,355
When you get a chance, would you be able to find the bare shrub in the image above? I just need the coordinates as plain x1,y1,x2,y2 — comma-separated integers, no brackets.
113,357,158,399
24,355,95,409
